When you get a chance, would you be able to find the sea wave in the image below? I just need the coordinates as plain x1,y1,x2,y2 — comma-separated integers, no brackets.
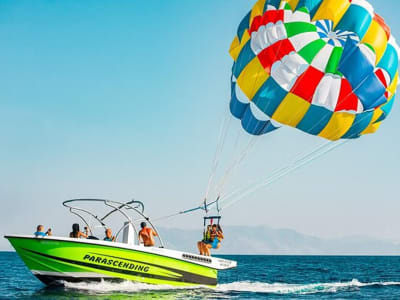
62,279,400,295
216,279,400,295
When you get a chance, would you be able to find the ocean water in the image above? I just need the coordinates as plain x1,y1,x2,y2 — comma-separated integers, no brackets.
2,252,400,299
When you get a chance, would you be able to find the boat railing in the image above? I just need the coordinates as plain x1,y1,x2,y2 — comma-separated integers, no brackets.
62,198,164,248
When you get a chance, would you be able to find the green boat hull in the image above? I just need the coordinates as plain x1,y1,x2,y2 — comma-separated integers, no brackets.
6,236,218,287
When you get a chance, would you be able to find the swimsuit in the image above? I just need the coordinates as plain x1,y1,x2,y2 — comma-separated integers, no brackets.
34,232,46,237
204,237,220,249
211,238,219,249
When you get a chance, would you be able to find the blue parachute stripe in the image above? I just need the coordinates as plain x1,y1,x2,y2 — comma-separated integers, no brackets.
335,4,372,40
377,44,399,81
328,40,335,46
241,106,278,135
356,74,387,110
338,40,346,47
230,84,248,119
316,19,331,32
296,105,333,135
295,0,323,18
316,20,350,47
342,111,374,139
339,39,374,87
233,42,255,79
252,77,288,117
265,0,281,10
230,82,278,136
338,38,386,110
237,11,251,42
375,97,395,123
230,77,235,95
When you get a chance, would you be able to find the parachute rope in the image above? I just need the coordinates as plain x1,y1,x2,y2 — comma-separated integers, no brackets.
214,135,259,198
219,140,349,210
203,110,232,208
152,140,341,222
212,105,377,211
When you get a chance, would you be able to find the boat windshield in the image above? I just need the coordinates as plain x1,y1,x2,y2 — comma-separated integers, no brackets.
62,199,164,247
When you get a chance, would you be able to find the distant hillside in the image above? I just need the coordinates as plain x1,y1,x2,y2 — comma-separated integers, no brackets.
158,225,400,255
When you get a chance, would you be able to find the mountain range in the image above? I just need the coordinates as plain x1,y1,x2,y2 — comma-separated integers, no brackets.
158,225,400,255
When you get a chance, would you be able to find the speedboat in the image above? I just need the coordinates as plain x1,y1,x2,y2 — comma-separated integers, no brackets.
5,199,236,287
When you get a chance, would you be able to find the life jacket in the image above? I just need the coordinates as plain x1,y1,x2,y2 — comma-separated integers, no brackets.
203,228,212,242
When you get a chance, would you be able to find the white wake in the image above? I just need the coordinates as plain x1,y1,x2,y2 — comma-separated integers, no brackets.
62,279,400,295
216,279,400,295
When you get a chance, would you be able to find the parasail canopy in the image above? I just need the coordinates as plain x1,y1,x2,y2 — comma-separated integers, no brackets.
229,0,399,141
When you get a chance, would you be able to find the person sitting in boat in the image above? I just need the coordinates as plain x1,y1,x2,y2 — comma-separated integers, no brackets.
34,225,51,237
69,223,88,239
138,222,158,247
199,224,224,256
103,228,116,242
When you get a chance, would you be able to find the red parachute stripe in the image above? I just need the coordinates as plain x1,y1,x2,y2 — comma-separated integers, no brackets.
257,39,295,73
249,16,263,34
375,69,389,88
335,78,359,112
261,10,284,26
291,67,325,103
249,10,284,34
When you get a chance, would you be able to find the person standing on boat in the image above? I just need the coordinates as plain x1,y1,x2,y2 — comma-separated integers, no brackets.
138,222,157,247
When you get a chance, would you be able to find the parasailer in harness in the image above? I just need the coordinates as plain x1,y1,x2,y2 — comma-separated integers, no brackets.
197,217,224,256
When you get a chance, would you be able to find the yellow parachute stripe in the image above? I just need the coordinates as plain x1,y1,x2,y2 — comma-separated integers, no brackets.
250,0,267,27
287,0,300,10
362,20,388,64
236,57,269,101
370,109,384,124
360,109,383,135
313,0,350,28
361,121,382,135
318,112,355,141
272,93,310,127
229,36,240,61
229,31,251,62
387,71,398,97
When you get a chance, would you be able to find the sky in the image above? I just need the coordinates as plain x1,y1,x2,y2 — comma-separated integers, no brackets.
1,0,400,250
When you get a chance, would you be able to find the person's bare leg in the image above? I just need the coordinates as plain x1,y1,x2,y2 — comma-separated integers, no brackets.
202,242,209,255
200,242,207,256
201,242,208,256
197,241,203,255
205,244,211,256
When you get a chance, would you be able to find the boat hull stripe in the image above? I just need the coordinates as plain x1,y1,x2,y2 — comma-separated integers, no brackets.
23,248,217,286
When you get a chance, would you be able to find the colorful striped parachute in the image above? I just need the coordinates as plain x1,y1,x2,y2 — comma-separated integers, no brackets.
229,0,399,140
